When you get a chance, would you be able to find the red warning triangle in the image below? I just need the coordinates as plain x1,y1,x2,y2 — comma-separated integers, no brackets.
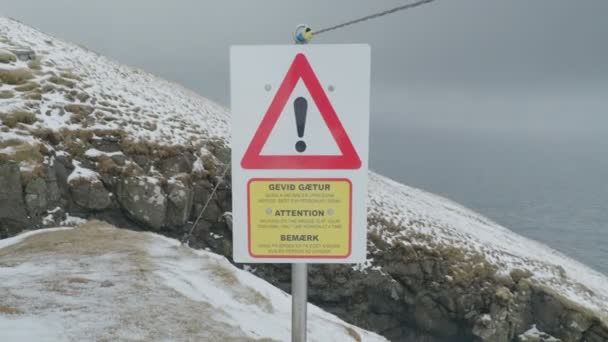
241,53,361,170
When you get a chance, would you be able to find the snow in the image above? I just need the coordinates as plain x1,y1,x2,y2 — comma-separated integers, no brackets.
84,148,123,158
67,161,100,183
59,214,87,226
148,234,385,341
192,156,205,173
0,224,386,342
519,325,560,342
0,316,66,342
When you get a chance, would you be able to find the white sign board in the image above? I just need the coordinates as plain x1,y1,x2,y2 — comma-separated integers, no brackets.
231,45,370,263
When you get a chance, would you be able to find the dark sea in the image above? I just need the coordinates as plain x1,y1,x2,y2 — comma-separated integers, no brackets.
370,114,608,275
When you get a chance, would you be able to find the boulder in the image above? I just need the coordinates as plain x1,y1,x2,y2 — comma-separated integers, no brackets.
158,153,193,176
69,178,112,210
191,180,224,222
45,161,61,206
117,176,166,230
0,161,28,236
24,177,48,217
166,178,193,228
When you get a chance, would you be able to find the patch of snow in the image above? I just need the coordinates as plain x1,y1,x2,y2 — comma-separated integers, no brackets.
67,161,100,184
146,232,387,342
0,316,66,342
192,156,205,173
0,225,385,342
84,148,123,158
519,324,560,342
59,214,87,226
479,314,492,323
42,214,54,225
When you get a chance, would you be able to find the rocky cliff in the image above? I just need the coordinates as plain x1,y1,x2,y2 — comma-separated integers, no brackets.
1,17,607,342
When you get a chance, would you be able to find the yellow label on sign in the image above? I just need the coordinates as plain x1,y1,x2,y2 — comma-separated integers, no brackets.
248,179,352,258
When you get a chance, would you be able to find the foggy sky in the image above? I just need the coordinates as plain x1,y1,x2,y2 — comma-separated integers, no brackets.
2,0,607,138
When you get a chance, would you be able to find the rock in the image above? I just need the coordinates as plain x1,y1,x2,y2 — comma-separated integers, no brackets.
531,290,564,334
24,177,48,217
53,155,71,197
191,180,223,222
132,154,151,171
510,268,533,283
158,153,193,176
100,280,114,288
472,314,506,342
166,178,193,228
414,295,459,337
117,176,166,230
110,154,126,166
0,161,28,236
495,286,513,303
69,178,112,210
45,161,61,206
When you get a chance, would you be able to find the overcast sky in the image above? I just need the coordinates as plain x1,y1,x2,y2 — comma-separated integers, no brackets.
2,0,607,142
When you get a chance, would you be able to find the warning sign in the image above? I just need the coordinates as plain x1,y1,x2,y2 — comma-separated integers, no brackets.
248,179,351,258
231,44,370,263
241,53,361,170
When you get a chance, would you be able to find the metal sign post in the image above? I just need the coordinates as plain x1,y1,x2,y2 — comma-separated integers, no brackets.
292,263,308,342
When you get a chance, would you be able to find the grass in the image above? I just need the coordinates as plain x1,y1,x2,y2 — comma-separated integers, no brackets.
0,139,45,171
0,90,14,99
0,49,17,64
96,156,122,176
14,82,39,92
0,110,37,128
0,220,149,258
25,91,42,100
0,68,33,85
47,75,75,88
344,326,362,342
0,304,22,315
30,127,62,145
60,128,93,156
66,277,92,284
64,104,94,123
60,71,81,81
0,138,23,148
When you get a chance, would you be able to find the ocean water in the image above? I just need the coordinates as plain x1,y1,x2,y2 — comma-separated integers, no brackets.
370,116,608,275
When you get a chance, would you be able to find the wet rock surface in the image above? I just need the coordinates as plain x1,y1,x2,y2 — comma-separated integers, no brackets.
0,161,28,237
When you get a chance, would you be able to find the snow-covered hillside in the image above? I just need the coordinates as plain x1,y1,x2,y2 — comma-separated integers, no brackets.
0,17,228,146
0,222,386,341
1,16,607,341
368,173,608,322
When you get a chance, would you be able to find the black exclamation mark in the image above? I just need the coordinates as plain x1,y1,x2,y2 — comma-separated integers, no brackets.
294,97,307,153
